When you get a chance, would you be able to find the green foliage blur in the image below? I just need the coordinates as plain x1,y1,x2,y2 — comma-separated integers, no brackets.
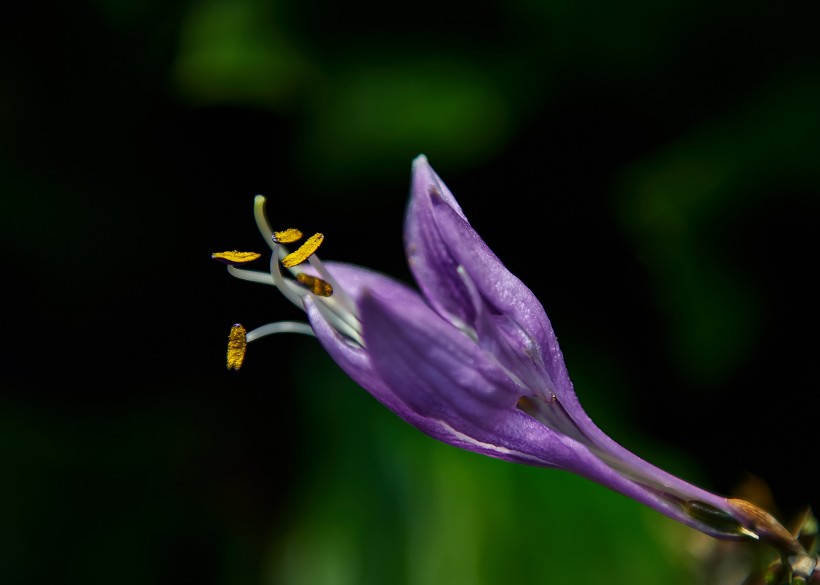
2,0,818,584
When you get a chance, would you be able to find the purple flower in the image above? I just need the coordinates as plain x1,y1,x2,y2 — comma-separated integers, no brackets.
215,155,811,567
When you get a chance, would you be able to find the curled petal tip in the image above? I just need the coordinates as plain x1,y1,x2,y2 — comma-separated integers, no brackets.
411,154,434,184
412,154,429,168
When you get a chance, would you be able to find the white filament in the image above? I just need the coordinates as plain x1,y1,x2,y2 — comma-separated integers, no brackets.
313,300,364,346
307,255,359,318
269,244,309,308
246,321,315,342
227,265,274,285
227,194,365,348
253,195,276,250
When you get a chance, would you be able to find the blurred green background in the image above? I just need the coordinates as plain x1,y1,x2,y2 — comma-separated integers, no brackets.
2,0,819,583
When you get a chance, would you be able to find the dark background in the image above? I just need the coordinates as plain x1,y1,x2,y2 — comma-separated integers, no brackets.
2,1,818,584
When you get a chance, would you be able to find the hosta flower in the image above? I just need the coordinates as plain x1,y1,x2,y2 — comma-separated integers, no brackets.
213,155,812,573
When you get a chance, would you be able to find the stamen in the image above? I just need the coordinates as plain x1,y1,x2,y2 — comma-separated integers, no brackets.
246,321,315,342
296,273,334,297
227,324,248,370
313,300,365,347
273,228,303,244
253,196,276,251
279,254,360,332
227,265,274,286
212,251,262,265
241,195,362,345
307,255,359,318
269,246,310,308
282,233,324,268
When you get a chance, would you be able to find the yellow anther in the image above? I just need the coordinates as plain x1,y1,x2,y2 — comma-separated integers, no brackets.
282,233,324,268
226,324,247,371
273,228,303,244
296,273,334,297
212,251,262,265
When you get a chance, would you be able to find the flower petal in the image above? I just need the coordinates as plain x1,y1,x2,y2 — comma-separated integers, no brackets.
358,288,583,466
361,288,520,414
404,155,477,329
304,294,406,420
305,261,416,303
404,155,578,412
301,261,422,412
306,278,747,537
301,262,479,444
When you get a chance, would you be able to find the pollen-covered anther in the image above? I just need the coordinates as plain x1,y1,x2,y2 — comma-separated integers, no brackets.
296,273,333,297
273,228,303,244
226,323,248,371
282,233,324,268
211,251,262,265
